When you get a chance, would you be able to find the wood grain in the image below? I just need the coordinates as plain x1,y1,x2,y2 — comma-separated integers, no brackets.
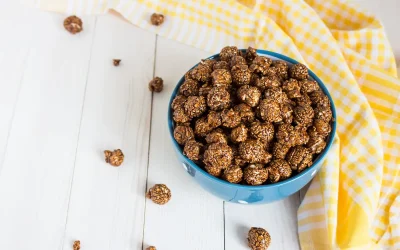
143,38,224,250
61,15,155,250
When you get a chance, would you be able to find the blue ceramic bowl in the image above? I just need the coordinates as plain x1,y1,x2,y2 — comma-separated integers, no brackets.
168,49,336,204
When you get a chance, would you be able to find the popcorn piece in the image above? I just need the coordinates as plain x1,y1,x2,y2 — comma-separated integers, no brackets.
243,164,269,185
146,184,171,205
223,165,243,183
248,227,271,250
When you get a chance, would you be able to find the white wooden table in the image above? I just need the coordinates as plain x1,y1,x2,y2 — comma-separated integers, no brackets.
0,1,398,250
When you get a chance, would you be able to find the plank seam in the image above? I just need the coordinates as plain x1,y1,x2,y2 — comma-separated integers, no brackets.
223,201,226,250
141,34,158,250
60,17,98,250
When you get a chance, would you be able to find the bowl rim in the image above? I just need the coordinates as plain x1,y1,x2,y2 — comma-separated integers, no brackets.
167,49,337,190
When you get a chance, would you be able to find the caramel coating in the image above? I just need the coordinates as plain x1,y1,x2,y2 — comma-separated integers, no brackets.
314,105,332,123
231,124,248,143
248,227,271,250
307,125,319,138
150,13,165,26
244,164,269,185
185,70,193,80
183,140,204,161
207,87,231,111
146,246,156,250
173,125,194,145
207,111,222,129
171,95,187,110
286,146,312,172
148,77,164,93
213,61,230,70
73,240,80,250
309,90,330,107
293,105,314,126
313,119,331,137
203,142,233,170
113,59,121,67
230,55,247,68
289,63,309,80
179,79,199,96
234,158,247,168
239,140,271,164
173,108,191,124
261,140,272,152
231,144,247,167
249,121,274,143
104,149,124,167
184,96,207,118
211,69,232,87
205,164,223,177
221,109,241,128
190,64,211,82
280,102,294,124
295,93,312,106
307,133,326,154
231,64,252,86
206,129,228,144
64,16,83,34
194,117,212,137
250,74,260,85
200,59,216,70
272,142,291,159
234,103,255,124
258,99,282,123
219,46,241,62
223,165,243,183
282,78,302,99
265,66,278,77
146,184,171,205
294,125,310,146
237,85,261,107
272,60,288,80
245,47,258,63
264,87,290,104
197,84,211,97
300,79,319,93
267,159,292,183
249,56,272,75
276,123,298,146
254,75,281,91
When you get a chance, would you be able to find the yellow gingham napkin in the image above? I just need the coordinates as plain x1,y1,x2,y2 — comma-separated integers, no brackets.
35,0,400,249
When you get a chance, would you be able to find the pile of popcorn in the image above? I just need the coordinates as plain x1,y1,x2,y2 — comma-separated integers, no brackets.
172,46,333,185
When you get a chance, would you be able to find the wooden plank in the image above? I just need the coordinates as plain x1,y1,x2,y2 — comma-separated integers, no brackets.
61,15,155,250
225,195,301,250
0,2,35,171
143,39,224,250
0,5,96,250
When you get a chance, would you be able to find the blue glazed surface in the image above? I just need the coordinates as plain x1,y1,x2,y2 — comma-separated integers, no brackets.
168,49,337,204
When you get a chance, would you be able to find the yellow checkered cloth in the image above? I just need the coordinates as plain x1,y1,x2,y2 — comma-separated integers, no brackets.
35,0,400,249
